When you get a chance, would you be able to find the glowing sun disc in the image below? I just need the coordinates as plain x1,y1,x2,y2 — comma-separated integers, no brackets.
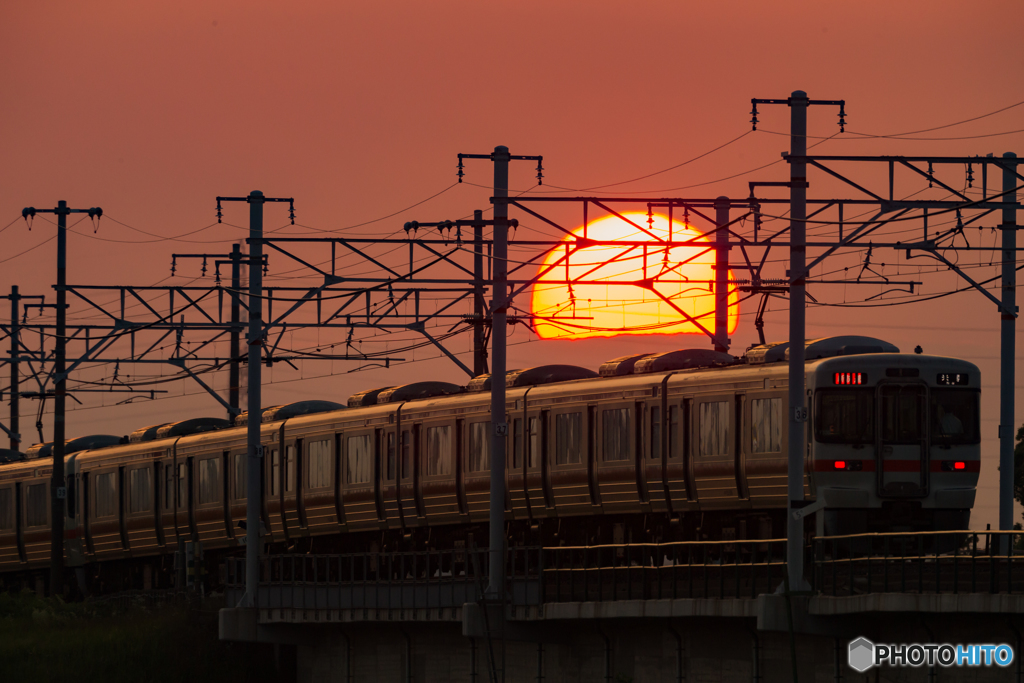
530,212,739,340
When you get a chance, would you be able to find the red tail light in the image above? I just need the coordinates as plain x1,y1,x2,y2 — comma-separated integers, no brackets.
954,461,965,470
834,460,846,470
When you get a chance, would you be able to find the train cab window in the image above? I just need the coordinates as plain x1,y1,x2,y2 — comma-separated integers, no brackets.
164,464,174,510
233,454,247,500
815,389,874,444
512,418,524,469
346,435,373,484
555,413,582,465
401,430,412,479
602,408,630,462
95,472,117,518
176,464,187,509
930,389,980,444
424,426,453,476
880,386,923,444
129,467,152,513
385,433,396,480
26,483,47,527
668,405,680,459
648,406,660,460
269,449,280,496
751,398,782,454
698,401,729,456
0,488,12,530
308,439,332,488
469,422,490,472
198,458,221,504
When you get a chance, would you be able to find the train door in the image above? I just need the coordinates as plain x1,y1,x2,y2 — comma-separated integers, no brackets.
382,425,403,529
14,482,26,562
117,466,129,551
664,398,690,508
454,419,469,517
586,405,601,507
734,393,750,501
635,400,653,510
524,410,550,517
333,432,347,529
692,393,738,505
877,384,927,497
373,428,386,523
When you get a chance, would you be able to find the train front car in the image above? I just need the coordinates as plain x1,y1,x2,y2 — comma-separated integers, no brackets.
809,353,980,535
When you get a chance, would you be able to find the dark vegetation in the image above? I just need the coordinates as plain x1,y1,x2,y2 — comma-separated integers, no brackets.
0,590,292,683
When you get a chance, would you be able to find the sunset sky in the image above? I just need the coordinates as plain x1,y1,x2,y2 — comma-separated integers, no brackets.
2,0,1022,528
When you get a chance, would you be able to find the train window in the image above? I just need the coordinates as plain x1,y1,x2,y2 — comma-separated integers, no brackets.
129,467,152,513
880,386,924,444
308,439,332,488
424,426,453,476
751,398,782,453
234,454,247,500
176,464,187,509
668,405,680,459
930,389,980,445
602,408,630,462
95,472,117,518
26,483,47,527
198,458,221,504
512,418,524,469
469,422,490,472
528,417,544,467
401,430,412,479
698,401,729,456
815,389,874,444
385,433,396,480
346,435,373,484
164,464,174,510
555,413,582,465
284,446,296,493
649,406,660,460
270,449,280,496
0,488,12,530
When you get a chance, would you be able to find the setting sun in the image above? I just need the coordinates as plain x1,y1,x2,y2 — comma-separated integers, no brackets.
530,212,740,340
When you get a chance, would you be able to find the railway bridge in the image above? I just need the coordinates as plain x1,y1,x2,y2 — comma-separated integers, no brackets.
220,531,1024,682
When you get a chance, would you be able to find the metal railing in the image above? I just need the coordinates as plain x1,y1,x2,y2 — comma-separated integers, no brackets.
541,538,788,601
813,530,1024,596
225,546,543,610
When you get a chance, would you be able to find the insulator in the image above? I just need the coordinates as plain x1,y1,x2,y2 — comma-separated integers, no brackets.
457,154,465,183
749,100,759,131
201,256,207,277
536,157,544,185
966,162,974,188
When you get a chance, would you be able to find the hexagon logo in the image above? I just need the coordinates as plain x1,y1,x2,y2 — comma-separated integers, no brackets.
848,638,875,673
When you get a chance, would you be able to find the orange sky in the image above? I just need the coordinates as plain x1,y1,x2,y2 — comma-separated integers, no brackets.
1,0,1023,528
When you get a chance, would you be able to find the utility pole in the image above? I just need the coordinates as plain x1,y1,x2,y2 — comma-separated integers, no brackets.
473,210,488,377
20,201,102,595
786,92,809,591
488,147,510,601
1000,152,1018,535
714,197,731,353
216,191,293,608
8,286,20,452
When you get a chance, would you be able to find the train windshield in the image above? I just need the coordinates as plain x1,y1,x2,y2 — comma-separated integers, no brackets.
815,389,874,444
930,389,980,444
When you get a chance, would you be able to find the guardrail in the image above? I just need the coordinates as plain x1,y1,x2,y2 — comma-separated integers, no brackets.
225,546,543,610
813,530,1024,596
540,538,788,601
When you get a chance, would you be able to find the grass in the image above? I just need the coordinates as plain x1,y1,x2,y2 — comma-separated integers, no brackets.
0,590,291,683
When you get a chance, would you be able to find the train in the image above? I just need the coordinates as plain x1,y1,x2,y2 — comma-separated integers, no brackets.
0,335,981,593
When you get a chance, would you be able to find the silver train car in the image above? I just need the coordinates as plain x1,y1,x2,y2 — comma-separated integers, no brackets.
0,336,980,591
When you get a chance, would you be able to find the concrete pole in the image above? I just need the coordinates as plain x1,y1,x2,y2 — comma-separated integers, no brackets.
999,153,1017,534
229,243,242,419
245,191,265,606
9,286,20,452
51,201,68,595
714,197,731,353
486,147,510,599
473,210,488,377
786,92,809,590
